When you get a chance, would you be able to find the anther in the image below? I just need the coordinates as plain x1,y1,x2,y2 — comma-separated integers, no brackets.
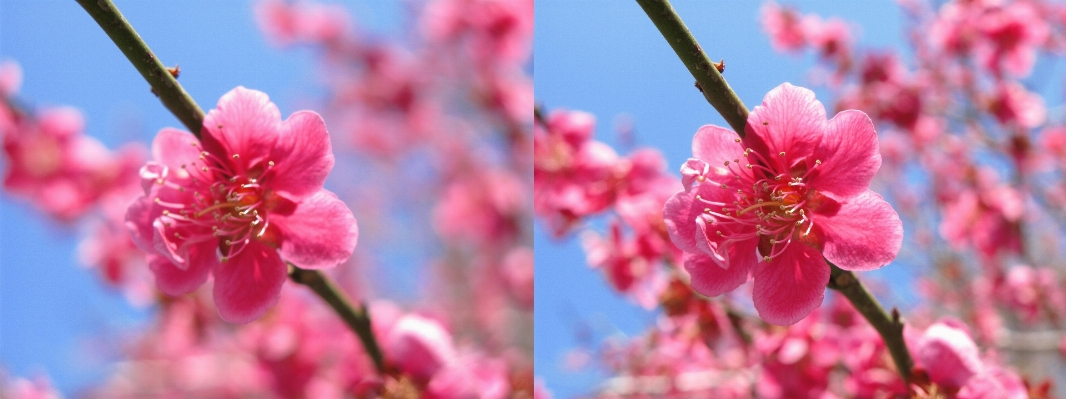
763,256,771,261
778,151,785,156
734,138,741,143
232,154,239,159
268,161,275,167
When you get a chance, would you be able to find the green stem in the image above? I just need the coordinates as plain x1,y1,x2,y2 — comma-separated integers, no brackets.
77,0,387,374
289,266,386,373
826,263,914,382
635,0,750,137
636,0,915,383
75,0,204,137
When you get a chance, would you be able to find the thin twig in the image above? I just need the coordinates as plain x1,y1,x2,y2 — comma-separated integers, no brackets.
289,265,386,373
77,0,386,374
75,0,204,137
635,0,915,383
635,0,750,137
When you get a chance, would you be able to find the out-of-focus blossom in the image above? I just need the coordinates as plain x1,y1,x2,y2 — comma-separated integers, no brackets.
3,107,145,222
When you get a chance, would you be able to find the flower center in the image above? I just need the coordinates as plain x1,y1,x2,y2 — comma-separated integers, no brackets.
150,144,279,263
694,149,822,262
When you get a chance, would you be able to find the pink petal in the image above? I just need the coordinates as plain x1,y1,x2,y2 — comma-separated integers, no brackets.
201,87,281,166
752,244,829,325
212,239,288,323
125,197,157,252
743,83,825,169
918,322,983,390
273,190,358,270
680,158,709,191
692,124,746,163
815,190,902,271
809,110,881,198
267,110,335,199
684,238,757,297
663,182,735,255
152,128,203,169
148,245,218,296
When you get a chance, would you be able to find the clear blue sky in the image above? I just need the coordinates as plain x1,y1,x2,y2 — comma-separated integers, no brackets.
0,0,401,394
533,1,911,397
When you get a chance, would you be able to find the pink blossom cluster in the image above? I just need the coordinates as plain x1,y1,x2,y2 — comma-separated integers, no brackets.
0,60,153,304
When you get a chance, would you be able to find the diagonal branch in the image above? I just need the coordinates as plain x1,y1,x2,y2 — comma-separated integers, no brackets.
636,0,915,383
77,0,386,374
76,0,204,137
635,0,750,137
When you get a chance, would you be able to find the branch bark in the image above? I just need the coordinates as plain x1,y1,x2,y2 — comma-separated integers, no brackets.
636,0,915,383
635,0,750,137
289,266,386,373
76,0,204,137
78,0,386,374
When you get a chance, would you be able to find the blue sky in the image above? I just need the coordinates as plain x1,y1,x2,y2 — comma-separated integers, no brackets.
0,0,402,394
533,1,911,397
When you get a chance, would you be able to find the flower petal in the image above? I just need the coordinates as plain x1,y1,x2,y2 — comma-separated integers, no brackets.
663,182,735,255
273,190,358,270
692,124,746,163
152,128,203,169
809,110,881,198
684,238,757,297
815,190,902,271
148,244,217,296
212,239,288,323
267,110,335,199
125,196,157,252
201,87,281,166
918,322,983,390
743,83,825,170
752,244,829,325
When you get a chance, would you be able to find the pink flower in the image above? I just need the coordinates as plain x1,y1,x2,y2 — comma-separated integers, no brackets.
383,314,456,383
126,87,358,323
761,2,808,52
663,83,902,325
916,320,1028,398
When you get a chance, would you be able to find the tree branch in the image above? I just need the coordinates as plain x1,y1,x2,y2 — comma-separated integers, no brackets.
636,0,915,383
75,0,204,137
289,265,386,373
826,262,914,382
78,0,386,374
635,0,750,137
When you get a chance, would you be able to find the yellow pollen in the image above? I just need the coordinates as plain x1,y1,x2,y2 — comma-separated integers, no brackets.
737,201,784,215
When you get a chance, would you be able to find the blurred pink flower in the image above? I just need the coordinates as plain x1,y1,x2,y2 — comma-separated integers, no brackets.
126,87,357,323
3,106,144,221
663,83,902,325
916,320,1028,398
384,314,456,383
